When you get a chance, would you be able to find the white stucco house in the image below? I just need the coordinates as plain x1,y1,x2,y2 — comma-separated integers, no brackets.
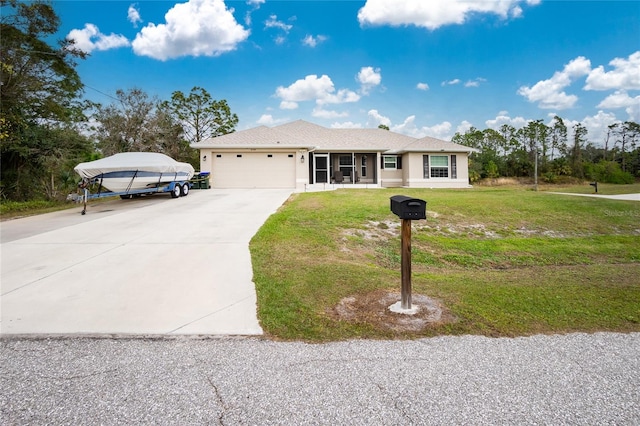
190,120,477,191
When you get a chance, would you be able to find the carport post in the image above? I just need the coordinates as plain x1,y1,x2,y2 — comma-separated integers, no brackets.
401,218,412,309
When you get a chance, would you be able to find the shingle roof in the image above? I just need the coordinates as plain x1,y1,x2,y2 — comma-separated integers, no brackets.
191,120,475,153
400,136,479,153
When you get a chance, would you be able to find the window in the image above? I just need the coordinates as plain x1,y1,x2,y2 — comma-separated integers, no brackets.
339,155,352,166
339,155,353,176
430,155,448,177
424,155,457,178
361,156,367,177
383,156,397,169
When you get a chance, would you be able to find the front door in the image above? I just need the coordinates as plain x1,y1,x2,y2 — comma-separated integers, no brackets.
314,154,329,183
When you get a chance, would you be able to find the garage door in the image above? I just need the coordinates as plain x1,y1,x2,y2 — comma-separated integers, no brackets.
211,152,296,188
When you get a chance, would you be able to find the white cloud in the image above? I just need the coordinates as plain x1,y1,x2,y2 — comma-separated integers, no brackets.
585,51,640,91
277,75,333,102
420,121,453,139
131,0,249,60
441,79,461,86
357,66,382,94
312,107,349,119
464,77,486,88
416,82,429,91
456,120,473,134
320,88,361,105
367,109,391,127
485,111,529,130
627,103,640,122
275,74,360,109
265,15,293,32
279,101,299,110
391,115,453,139
597,90,640,109
128,4,142,27
331,121,363,129
302,34,327,47
517,56,591,109
66,24,130,54
256,114,275,125
357,0,540,30
256,113,288,126
581,110,620,143
244,0,265,26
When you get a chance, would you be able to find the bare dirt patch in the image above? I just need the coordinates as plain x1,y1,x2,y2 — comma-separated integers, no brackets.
330,289,457,333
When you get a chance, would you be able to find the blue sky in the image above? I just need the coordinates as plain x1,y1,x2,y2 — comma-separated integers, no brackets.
55,0,639,143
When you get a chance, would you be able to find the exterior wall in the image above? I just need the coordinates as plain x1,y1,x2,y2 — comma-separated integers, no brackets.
381,170,403,187
380,153,403,188
295,149,310,191
199,149,308,190
403,152,471,188
196,149,471,189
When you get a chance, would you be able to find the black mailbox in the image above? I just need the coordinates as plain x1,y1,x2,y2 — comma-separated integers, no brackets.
390,195,426,220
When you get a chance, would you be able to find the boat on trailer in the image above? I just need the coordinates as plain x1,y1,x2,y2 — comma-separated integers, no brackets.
74,152,195,214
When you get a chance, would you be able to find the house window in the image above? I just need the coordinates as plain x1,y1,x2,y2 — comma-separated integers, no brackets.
361,156,367,177
339,155,353,177
383,156,397,169
430,155,448,177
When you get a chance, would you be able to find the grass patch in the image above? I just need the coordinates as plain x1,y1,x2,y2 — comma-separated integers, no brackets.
0,199,76,219
251,186,640,341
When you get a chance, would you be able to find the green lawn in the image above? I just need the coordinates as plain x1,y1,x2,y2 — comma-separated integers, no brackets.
250,186,640,341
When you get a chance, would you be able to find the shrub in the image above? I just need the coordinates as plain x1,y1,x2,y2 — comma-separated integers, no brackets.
586,160,634,184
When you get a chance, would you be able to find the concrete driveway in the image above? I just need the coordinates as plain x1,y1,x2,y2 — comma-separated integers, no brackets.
0,189,293,336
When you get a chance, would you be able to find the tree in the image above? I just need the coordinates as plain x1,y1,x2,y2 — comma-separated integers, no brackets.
570,123,588,178
549,116,567,161
1,0,91,200
93,88,198,165
610,121,640,172
161,86,238,144
94,88,158,155
378,124,390,130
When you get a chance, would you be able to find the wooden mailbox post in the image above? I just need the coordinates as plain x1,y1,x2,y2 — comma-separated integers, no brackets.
390,196,427,310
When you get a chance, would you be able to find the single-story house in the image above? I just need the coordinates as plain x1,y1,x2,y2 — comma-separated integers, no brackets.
190,120,477,191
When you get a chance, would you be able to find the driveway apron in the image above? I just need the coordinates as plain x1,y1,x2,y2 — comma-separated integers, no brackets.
0,189,293,335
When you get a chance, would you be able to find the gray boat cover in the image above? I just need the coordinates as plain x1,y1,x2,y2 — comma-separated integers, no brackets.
74,152,195,179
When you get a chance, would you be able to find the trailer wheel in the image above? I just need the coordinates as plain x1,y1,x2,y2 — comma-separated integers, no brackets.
171,184,181,198
120,194,132,200
181,183,190,197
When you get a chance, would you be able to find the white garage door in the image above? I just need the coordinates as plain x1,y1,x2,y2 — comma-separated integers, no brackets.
211,152,296,188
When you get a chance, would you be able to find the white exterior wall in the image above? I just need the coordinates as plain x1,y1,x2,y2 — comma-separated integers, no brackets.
404,152,471,188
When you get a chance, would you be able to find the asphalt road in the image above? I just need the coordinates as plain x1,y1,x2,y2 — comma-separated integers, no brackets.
1,332,638,425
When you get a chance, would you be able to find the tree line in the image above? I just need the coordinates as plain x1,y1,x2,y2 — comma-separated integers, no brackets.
452,117,640,185
2,1,638,201
1,0,237,201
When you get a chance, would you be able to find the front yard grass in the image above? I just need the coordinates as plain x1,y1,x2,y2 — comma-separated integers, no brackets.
250,186,640,341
